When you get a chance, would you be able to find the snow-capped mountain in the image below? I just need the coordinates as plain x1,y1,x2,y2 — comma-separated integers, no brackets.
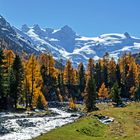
17,24,140,66
0,15,140,66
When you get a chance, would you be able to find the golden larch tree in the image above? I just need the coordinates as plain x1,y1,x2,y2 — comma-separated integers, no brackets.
25,55,47,108
63,60,73,85
98,83,109,99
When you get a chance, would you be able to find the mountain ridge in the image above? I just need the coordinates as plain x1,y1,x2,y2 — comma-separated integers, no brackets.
0,15,140,66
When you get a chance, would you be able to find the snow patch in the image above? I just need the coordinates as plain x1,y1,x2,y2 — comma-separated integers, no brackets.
27,29,46,44
52,29,61,34
48,38,58,41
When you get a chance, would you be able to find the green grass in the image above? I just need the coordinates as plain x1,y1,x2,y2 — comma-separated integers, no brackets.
33,102,140,140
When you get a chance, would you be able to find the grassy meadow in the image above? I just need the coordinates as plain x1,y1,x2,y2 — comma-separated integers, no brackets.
33,102,140,140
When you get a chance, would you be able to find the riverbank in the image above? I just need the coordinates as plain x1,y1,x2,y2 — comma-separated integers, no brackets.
33,102,140,140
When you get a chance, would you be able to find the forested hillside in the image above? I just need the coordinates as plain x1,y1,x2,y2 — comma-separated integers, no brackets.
0,44,140,111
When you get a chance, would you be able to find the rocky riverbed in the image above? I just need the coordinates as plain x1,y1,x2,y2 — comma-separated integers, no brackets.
0,103,83,140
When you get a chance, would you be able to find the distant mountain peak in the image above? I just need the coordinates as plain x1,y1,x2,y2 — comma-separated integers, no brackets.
0,15,37,55
0,15,10,27
0,15,6,20
60,25,76,34
0,15,3,18
124,32,131,38
61,25,72,30
0,15,16,35
32,24,41,30
21,24,29,32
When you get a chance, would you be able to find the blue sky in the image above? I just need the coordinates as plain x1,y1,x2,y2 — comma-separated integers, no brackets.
0,0,140,37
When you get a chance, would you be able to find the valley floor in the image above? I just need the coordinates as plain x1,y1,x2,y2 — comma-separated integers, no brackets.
33,102,140,140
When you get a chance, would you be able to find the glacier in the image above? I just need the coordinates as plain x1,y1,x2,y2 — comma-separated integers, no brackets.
16,24,140,66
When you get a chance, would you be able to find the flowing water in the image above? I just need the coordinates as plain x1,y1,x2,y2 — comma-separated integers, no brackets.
0,105,82,140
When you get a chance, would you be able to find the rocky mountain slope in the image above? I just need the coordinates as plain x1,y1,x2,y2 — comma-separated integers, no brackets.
0,15,39,55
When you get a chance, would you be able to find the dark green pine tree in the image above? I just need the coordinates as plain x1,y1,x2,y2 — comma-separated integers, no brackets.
58,58,64,87
121,57,129,98
102,53,109,86
37,95,44,109
116,64,123,97
0,49,5,109
116,64,121,87
111,82,122,106
85,76,97,112
126,68,135,98
3,67,10,110
78,62,86,93
11,55,24,109
102,64,108,87
135,86,140,101
40,65,47,84
0,50,4,90
57,73,61,87
95,62,102,90
9,68,16,109
40,64,57,101
40,65,49,100
57,72,64,88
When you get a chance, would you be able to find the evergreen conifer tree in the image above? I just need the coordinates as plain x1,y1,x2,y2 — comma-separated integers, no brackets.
0,49,5,109
11,55,24,109
111,82,122,106
78,63,86,93
85,76,97,112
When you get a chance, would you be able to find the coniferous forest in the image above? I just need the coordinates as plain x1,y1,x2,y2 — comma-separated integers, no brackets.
0,48,139,112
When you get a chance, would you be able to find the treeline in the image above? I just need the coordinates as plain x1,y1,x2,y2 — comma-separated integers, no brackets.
0,49,140,111
85,53,140,111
